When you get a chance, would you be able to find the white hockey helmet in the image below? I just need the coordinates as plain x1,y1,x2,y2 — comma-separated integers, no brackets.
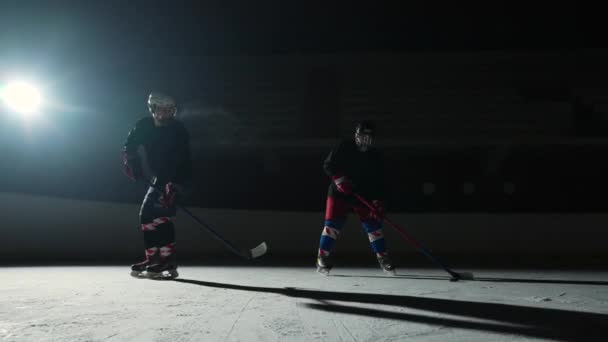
354,120,375,152
148,92,177,119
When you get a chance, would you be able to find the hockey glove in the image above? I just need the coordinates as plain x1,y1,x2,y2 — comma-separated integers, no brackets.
369,200,386,221
332,175,353,195
161,182,181,208
122,151,142,182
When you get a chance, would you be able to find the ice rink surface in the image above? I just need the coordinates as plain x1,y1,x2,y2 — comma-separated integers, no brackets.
1,266,606,342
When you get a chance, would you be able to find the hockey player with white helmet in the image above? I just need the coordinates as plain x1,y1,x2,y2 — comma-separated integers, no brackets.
147,92,177,125
122,92,192,279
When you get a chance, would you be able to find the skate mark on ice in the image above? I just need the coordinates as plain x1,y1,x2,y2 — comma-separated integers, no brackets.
294,298,316,340
333,273,608,286
223,294,255,342
325,310,346,342
173,278,608,340
527,296,553,302
264,317,307,338
294,297,331,340
338,319,357,342
415,288,457,297
263,301,308,340
401,325,451,340
317,299,354,342
330,273,447,280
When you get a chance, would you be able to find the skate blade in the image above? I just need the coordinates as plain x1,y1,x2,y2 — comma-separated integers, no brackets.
382,269,397,276
316,267,331,276
130,270,148,278
146,269,179,280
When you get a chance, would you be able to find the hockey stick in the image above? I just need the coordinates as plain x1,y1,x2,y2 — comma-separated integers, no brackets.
143,178,267,260
354,193,474,281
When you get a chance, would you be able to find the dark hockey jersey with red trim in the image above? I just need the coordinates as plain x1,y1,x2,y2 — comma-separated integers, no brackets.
323,139,385,200
123,117,192,185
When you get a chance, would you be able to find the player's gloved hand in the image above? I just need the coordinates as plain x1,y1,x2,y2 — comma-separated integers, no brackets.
332,175,353,195
122,151,142,182
369,200,386,221
161,182,181,208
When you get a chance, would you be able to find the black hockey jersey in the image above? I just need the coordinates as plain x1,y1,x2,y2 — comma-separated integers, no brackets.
123,117,192,185
323,139,384,200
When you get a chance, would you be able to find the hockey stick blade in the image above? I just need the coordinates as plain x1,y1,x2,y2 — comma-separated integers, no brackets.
245,242,268,259
450,271,475,281
457,271,475,280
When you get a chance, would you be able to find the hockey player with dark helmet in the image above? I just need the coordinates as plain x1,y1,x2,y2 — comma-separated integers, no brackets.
122,91,192,279
316,120,395,275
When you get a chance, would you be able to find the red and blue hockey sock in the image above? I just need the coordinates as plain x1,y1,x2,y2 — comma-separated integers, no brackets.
318,219,345,257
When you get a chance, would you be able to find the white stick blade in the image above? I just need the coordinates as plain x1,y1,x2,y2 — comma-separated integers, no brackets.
249,242,267,259
458,272,475,280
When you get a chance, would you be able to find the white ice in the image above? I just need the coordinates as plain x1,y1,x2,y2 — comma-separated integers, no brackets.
1,266,606,341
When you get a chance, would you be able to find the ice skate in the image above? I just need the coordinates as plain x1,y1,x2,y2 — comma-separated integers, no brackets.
316,255,333,275
377,255,396,275
130,259,151,278
131,258,154,278
146,255,178,279
130,251,160,278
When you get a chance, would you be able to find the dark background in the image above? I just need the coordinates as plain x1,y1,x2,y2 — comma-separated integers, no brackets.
0,1,601,214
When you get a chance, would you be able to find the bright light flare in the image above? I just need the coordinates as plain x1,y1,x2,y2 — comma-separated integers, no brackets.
1,81,42,114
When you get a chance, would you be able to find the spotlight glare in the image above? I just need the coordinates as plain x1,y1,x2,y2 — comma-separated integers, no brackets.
1,81,42,114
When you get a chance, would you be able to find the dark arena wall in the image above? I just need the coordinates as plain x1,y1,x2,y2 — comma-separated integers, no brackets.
1,192,606,267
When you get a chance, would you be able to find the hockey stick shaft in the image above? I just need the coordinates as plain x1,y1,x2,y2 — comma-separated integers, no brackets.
144,178,257,260
354,193,462,279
